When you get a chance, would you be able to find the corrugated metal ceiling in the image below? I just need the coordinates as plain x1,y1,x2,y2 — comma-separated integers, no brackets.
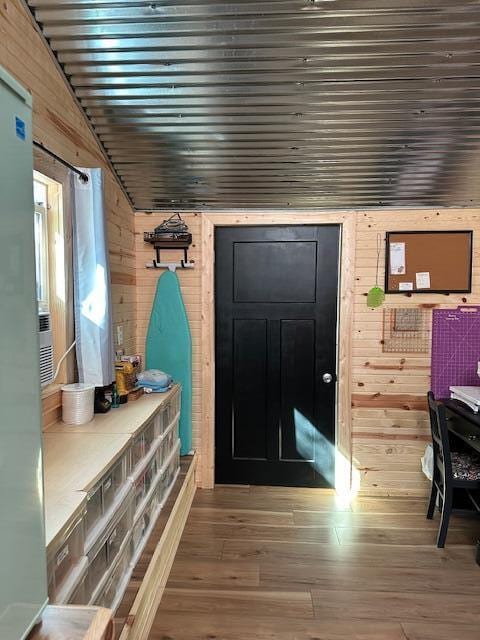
27,0,480,210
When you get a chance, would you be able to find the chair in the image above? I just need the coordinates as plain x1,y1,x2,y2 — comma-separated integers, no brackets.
426,391,480,547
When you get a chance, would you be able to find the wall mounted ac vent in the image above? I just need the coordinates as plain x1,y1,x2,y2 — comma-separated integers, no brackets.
39,311,54,387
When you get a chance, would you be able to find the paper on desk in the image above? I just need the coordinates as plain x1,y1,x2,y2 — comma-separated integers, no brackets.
389,242,406,275
416,271,431,289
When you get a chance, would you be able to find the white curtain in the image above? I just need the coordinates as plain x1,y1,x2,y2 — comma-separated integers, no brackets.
72,168,114,387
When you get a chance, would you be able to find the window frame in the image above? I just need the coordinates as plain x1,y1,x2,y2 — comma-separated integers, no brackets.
33,200,50,312
33,159,75,390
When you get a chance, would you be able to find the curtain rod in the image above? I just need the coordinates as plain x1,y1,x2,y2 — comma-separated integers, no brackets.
33,141,89,183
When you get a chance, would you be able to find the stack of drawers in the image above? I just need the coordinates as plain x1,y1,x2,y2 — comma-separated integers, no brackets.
46,387,182,612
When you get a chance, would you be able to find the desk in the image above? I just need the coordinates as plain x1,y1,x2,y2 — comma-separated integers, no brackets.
444,399,480,455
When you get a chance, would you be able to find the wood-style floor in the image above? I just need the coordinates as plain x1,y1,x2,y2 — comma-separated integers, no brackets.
150,486,480,640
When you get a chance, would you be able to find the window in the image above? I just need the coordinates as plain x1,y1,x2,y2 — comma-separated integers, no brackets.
33,169,73,387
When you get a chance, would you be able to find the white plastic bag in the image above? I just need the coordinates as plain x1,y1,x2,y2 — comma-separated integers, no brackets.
421,443,434,481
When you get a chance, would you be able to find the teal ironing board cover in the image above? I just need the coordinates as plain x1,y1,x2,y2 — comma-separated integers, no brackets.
146,270,192,455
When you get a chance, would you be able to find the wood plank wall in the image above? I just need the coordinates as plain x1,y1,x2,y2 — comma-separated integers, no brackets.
135,209,480,496
0,0,136,427
353,208,480,496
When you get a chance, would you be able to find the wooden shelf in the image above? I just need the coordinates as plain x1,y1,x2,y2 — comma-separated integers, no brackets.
28,606,112,640
43,388,179,550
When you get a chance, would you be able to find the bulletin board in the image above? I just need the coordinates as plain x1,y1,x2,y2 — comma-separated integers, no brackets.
385,231,473,294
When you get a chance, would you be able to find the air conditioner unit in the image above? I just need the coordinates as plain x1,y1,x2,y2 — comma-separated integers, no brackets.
39,311,54,387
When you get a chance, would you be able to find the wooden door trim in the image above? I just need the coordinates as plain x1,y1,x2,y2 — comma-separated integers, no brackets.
200,212,356,493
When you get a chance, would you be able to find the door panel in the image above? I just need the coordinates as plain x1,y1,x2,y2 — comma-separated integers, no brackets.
233,241,317,303
280,319,316,462
215,225,340,487
233,319,268,460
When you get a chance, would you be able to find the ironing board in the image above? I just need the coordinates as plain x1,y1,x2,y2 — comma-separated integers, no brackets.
146,270,192,455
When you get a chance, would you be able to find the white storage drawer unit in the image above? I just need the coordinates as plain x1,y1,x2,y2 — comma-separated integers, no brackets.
47,512,85,602
44,386,182,612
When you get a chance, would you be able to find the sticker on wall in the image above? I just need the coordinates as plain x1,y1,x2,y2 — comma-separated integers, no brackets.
15,116,26,141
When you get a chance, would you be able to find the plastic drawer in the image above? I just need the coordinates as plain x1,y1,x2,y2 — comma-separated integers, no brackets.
156,439,166,470
68,560,89,605
130,431,145,472
85,453,128,539
156,441,180,506
167,399,175,425
134,472,145,511
102,454,127,514
49,555,88,605
94,539,132,610
103,544,132,609
144,455,157,496
47,513,85,601
86,539,108,601
85,485,103,536
133,510,150,555
143,419,156,455
154,408,163,438
156,417,179,470
85,489,134,601
173,389,181,417
131,488,159,557
131,512,147,554
106,499,133,565
157,404,169,437
165,441,180,488
164,420,178,457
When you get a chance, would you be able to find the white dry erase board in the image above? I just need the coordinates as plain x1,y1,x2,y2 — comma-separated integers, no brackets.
385,231,473,294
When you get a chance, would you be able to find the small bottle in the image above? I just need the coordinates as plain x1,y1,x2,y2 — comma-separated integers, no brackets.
111,382,120,408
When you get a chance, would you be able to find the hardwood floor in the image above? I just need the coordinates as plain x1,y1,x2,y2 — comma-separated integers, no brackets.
149,486,480,639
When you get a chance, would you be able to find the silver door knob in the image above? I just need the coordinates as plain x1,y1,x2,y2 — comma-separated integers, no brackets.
323,373,333,384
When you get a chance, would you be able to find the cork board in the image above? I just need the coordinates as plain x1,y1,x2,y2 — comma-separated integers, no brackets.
385,231,473,294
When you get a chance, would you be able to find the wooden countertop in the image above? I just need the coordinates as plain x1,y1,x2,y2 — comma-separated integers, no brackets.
42,388,179,550
44,387,178,436
28,605,112,640
43,432,130,548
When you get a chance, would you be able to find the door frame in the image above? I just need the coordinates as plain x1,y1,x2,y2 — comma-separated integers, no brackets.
200,212,356,494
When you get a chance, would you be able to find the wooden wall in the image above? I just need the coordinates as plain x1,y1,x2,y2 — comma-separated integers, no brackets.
1,0,136,426
135,208,480,495
353,208,480,496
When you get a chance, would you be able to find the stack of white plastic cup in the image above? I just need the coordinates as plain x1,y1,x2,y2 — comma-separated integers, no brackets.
61,383,95,425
